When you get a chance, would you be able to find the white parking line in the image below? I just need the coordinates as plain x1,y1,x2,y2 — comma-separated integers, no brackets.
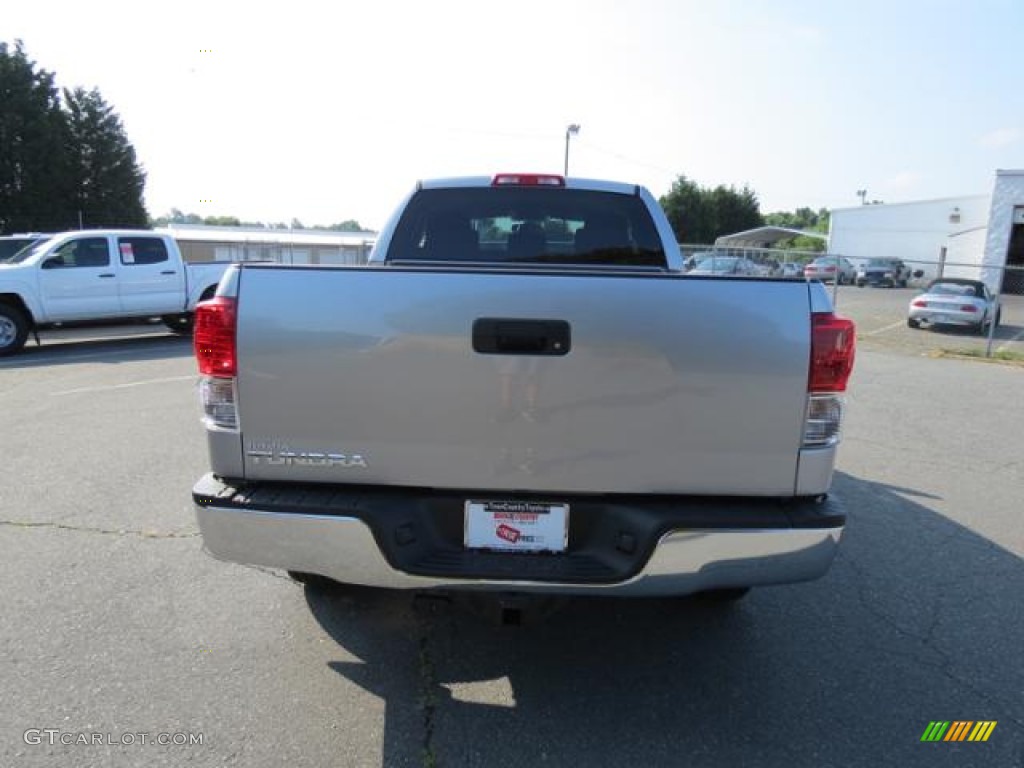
7,349,149,365
862,320,905,337
50,375,195,397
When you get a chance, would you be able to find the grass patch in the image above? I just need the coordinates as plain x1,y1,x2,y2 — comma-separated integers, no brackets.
934,348,1024,366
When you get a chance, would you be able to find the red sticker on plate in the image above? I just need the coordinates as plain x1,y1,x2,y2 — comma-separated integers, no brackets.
496,524,521,543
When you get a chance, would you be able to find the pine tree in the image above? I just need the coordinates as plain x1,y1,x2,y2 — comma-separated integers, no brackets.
63,86,148,229
659,175,763,244
1,40,149,233
0,41,70,232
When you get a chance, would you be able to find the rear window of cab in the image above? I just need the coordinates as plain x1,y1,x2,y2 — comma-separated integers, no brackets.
386,187,667,268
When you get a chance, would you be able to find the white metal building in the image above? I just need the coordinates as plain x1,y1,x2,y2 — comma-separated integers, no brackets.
828,194,990,278
979,170,1024,294
828,169,1024,294
156,224,377,266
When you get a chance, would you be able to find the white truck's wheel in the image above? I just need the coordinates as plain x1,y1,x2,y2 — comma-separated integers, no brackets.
0,304,29,356
162,314,194,335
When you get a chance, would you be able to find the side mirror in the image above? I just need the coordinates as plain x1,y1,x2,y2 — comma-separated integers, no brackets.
912,270,924,278
41,257,62,270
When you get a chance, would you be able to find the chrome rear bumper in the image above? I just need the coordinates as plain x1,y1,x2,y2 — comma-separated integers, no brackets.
195,502,843,597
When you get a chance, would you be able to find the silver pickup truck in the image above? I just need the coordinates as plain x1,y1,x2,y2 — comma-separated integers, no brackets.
192,173,855,602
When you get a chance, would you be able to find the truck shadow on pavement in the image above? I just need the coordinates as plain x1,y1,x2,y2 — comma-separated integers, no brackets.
305,471,1024,767
0,332,193,368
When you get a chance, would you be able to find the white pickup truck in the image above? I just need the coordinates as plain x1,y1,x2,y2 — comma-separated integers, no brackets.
0,229,230,355
192,174,856,605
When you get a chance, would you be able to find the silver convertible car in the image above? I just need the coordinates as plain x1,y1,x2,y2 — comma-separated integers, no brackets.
907,278,1001,334
688,255,761,276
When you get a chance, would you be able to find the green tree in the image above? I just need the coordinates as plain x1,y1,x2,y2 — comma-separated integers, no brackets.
0,41,69,233
765,206,830,231
765,207,830,251
659,175,762,244
63,86,148,228
326,219,366,232
172,209,202,225
1,42,149,232
151,211,372,232
151,208,201,227
202,215,242,227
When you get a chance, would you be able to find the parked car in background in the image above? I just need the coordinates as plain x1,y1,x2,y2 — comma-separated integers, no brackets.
682,251,712,271
804,256,856,284
907,278,1000,334
757,257,782,277
780,262,804,278
688,255,761,276
856,258,912,288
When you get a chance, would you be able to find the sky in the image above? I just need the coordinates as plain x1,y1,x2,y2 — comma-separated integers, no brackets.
5,0,1023,230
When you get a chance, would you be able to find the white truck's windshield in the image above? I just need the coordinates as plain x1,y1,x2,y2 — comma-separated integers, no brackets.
0,237,48,264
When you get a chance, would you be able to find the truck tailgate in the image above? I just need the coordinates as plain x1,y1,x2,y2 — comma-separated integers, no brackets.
234,266,812,496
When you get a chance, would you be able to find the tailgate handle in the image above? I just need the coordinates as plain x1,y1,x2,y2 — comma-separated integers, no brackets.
473,318,571,356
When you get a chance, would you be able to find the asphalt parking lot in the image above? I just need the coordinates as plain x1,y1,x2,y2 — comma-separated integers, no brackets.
1,288,1021,767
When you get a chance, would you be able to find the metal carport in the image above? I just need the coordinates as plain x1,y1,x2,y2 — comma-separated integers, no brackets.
714,226,827,248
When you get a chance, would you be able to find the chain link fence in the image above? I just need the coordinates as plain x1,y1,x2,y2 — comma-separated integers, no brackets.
680,244,1022,291
677,245,1023,358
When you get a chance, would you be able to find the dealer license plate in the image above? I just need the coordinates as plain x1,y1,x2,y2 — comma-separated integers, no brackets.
464,500,569,553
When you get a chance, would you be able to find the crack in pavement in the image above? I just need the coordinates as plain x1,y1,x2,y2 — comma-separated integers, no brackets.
841,552,1024,727
236,563,299,583
0,519,200,539
414,597,441,768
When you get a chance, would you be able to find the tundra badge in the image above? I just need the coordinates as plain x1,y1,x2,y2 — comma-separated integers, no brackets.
247,441,368,468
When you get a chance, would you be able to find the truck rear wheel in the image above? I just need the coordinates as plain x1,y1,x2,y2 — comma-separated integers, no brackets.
0,304,30,356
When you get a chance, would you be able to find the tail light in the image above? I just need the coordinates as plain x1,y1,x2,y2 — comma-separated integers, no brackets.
492,173,565,187
810,312,856,392
194,297,239,430
804,396,844,447
912,299,928,307
960,305,977,313
199,377,238,431
195,297,237,376
805,312,856,448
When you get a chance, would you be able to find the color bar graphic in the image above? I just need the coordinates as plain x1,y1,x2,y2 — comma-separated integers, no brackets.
968,722,997,742
921,721,996,742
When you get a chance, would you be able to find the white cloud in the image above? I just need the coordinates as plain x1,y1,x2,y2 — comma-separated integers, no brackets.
789,25,825,43
979,128,1021,148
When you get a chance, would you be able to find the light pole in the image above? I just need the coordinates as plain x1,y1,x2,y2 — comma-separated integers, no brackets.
856,189,867,205
564,124,580,177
